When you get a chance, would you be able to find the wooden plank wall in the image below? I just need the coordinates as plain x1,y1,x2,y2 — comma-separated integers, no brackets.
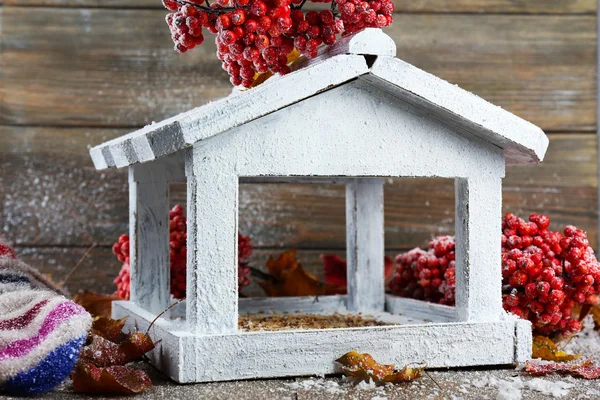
0,1,597,296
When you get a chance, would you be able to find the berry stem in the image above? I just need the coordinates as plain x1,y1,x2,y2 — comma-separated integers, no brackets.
146,297,186,336
290,0,308,11
171,0,250,15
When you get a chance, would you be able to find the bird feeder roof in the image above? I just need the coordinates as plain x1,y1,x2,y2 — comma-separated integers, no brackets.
90,28,548,170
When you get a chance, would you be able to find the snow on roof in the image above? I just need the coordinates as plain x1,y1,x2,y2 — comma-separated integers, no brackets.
90,28,548,170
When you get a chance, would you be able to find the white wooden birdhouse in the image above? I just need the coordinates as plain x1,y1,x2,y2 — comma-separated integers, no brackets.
90,28,549,383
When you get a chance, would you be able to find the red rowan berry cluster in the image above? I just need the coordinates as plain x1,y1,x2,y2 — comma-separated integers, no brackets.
388,214,600,336
112,234,132,299
162,0,394,88
501,213,600,336
388,235,456,305
431,235,456,306
165,3,206,53
238,232,253,289
168,204,188,298
113,204,253,299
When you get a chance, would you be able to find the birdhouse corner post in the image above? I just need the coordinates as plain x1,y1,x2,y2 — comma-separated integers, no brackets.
345,178,386,313
185,147,239,334
128,163,171,315
454,176,504,322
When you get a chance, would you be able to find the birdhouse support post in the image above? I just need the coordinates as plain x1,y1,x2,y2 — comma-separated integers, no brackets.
128,164,171,315
185,149,239,334
454,176,504,322
346,178,385,313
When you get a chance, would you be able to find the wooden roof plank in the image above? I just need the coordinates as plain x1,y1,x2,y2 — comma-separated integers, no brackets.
92,53,371,169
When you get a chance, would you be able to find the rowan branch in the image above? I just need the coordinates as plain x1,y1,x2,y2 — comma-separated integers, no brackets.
171,0,251,15
60,243,97,288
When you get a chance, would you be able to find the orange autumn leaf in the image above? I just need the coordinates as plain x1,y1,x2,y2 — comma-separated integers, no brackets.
72,363,152,394
258,249,345,297
322,255,395,288
336,350,425,383
73,290,122,318
265,248,299,281
532,335,581,362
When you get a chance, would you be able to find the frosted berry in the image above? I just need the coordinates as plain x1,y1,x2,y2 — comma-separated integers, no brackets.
113,205,253,299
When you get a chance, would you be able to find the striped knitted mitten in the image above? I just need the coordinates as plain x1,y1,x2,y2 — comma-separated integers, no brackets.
0,238,92,395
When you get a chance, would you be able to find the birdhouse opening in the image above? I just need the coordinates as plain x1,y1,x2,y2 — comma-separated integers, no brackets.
384,178,456,306
162,178,459,330
235,177,458,331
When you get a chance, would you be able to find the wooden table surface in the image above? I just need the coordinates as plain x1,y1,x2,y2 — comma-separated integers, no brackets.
0,0,598,296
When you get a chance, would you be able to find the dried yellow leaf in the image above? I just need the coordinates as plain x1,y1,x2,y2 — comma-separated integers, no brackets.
251,48,302,88
336,350,425,383
532,335,582,362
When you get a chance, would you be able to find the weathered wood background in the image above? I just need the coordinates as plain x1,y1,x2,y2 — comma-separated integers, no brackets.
0,1,597,296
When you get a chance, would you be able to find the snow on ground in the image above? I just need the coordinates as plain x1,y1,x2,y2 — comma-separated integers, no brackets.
470,376,574,399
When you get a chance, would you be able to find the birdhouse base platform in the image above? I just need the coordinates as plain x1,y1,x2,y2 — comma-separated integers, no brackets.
113,295,531,383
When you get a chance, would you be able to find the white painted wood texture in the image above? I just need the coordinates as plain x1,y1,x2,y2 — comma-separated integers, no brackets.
178,321,518,382
128,164,171,314
239,295,348,314
240,177,357,184
514,319,533,363
346,179,385,313
322,27,396,58
152,295,350,319
112,300,528,383
189,80,505,180
185,150,238,334
385,295,457,323
367,57,548,165
90,29,548,170
163,294,458,322
455,177,504,322
128,152,186,183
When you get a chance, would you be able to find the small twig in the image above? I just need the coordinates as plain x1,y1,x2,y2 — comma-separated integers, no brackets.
248,266,274,281
425,370,449,399
171,0,250,15
291,0,308,10
559,334,577,350
146,297,186,336
60,243,97,288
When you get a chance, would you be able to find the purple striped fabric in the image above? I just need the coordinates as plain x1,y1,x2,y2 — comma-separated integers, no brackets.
0,300,49,331
0,301,86,360
0,239,92,394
